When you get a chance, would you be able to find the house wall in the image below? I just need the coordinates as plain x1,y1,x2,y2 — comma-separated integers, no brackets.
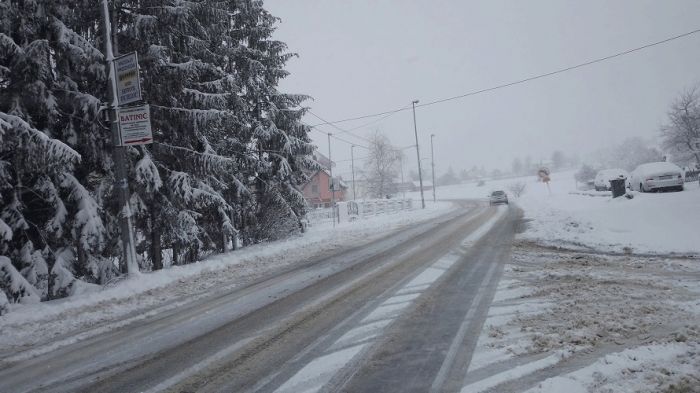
301,171,346,208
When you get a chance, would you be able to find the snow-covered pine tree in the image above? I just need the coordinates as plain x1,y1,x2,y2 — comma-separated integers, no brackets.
117,0,315,259
222,1,316,243
0,0,315,303
116,0,244,265
0,0,114,301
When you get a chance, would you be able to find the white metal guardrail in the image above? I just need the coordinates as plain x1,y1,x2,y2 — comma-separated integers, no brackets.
305,199,414,225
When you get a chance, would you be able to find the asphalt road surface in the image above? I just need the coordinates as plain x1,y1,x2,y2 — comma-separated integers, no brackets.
0,200,519,393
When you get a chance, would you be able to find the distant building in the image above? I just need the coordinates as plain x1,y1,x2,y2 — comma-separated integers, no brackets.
300,169,347,208
299,150,348,208
311,150,333,171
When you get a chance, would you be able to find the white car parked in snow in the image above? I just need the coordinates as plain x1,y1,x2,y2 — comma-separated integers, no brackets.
629,162,684,192
594,168,629,191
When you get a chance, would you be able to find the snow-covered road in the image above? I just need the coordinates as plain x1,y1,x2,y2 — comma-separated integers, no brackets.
0,200,520,393
4,171,697,393
0,201,454,358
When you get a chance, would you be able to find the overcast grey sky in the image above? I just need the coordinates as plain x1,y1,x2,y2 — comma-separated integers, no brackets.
265,0,700,177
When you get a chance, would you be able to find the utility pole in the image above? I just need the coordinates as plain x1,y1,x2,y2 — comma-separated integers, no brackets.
350,145,356,200
100,0,138,275
399,153,405,199
412,100,425,209
430,133,436,202
328,133,336,227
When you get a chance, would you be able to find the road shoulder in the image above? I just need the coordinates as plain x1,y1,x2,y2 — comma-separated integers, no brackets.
461,241,700,393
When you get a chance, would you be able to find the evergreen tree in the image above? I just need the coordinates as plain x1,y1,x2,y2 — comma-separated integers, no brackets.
116,0,314,260
438,166,458,186
0,0,314,305
0,0,112,300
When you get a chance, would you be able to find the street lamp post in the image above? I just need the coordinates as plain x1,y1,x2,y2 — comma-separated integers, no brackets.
328,133,336,227
430,134,436,202
351,145,356,200
399,153,405,199
411,100,426,209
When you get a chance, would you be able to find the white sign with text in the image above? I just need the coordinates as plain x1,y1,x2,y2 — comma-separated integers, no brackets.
118,105,153,146
115,52,142,105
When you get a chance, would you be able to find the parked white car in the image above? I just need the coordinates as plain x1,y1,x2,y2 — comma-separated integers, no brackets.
594,168,629,191
629,162,684,192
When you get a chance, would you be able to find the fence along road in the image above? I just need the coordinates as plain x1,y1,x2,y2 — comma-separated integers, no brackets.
306,198,414,225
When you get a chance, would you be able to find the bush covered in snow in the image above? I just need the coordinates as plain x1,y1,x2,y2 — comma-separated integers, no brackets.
508,182,527,197
0,289,8,315
0,256,40,305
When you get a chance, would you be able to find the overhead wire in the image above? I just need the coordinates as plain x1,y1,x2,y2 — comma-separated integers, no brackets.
305,117,372,150
308,27,700,127
307,109,373,144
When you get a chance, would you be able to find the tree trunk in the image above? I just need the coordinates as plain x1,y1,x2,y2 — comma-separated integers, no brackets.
172,242,179,266
150,208,162,270
221,231,227,253
76,239,87,280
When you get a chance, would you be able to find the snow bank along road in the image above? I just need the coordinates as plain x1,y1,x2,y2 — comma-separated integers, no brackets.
0,200,518,393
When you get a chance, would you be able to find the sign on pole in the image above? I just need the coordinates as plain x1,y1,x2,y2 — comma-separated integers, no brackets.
118,104,153,146
115,52,142,105
329,177,341,191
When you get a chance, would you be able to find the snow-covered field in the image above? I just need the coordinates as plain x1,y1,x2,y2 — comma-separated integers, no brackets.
412,171,700,255
426,172,700,392
0,201,454,357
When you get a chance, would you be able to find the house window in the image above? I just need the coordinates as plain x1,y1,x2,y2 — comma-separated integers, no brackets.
311,184,318,194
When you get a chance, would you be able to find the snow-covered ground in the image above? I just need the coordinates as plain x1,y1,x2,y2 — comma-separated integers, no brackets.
0,201,454,356
463,245,700,392
426,172,700,392
413,171,700,255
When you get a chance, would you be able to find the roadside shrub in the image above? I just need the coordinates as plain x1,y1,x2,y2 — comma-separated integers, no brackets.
509,182,527,197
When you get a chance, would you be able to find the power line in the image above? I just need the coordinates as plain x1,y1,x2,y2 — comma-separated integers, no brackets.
309,126,371,149
310,27,700,127
307,109,373,144
332,134,370,149
334,156,370,163
344,110,404,131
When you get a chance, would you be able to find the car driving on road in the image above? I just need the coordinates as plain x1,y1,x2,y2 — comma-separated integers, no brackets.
489,190,508,205
629,162,684,192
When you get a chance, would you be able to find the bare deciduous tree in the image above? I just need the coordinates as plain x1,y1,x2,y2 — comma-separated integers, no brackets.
593,137,663,172
661,86,700,166
364,131,400,198
508,182,527,197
